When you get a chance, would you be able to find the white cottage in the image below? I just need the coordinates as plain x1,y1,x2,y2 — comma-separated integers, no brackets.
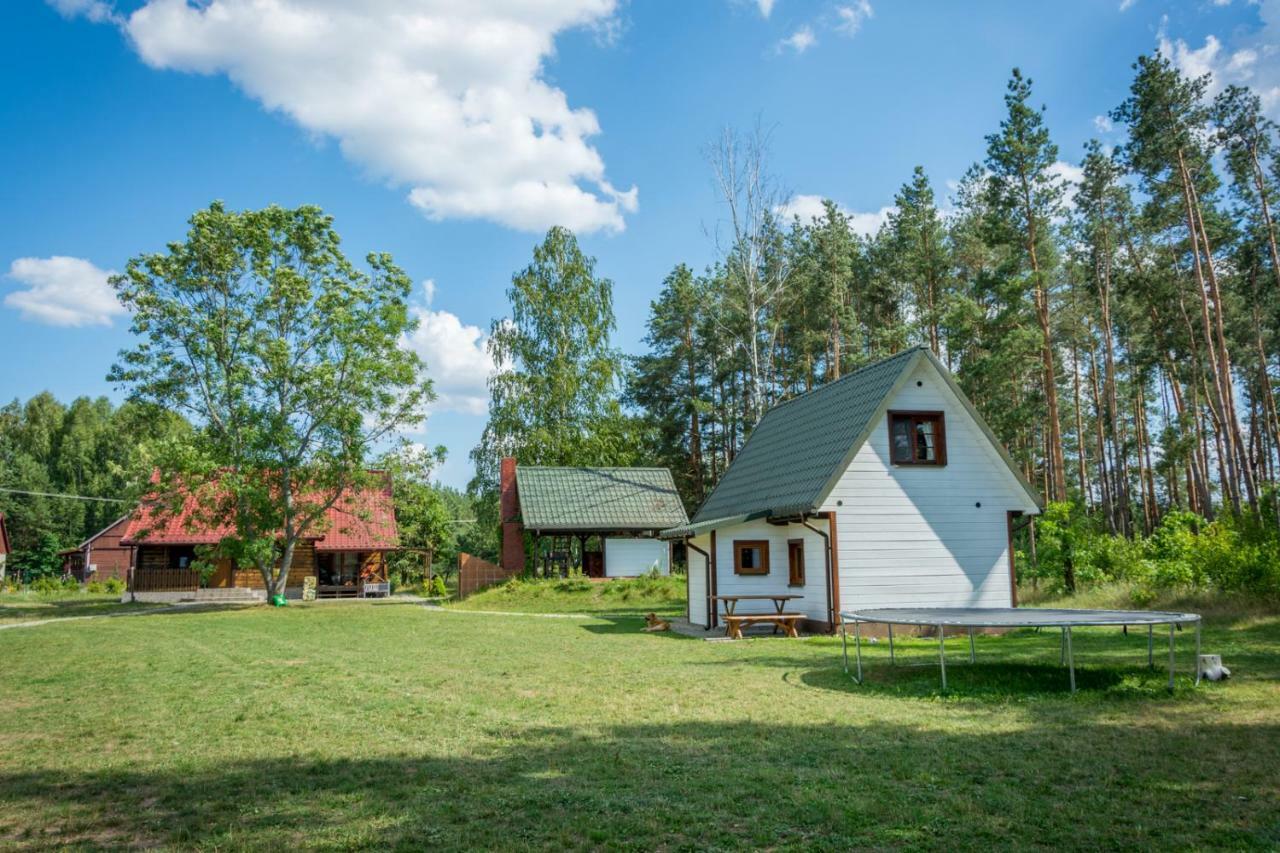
661,347,1042,632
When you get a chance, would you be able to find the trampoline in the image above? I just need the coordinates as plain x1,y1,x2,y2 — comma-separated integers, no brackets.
839,607,1203,692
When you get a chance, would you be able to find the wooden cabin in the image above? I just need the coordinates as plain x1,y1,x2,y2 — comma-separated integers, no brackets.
61,515,133,583
120,473,399,601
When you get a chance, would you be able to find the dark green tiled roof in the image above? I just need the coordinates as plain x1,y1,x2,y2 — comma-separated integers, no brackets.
689,347,924,526
515,467,689,532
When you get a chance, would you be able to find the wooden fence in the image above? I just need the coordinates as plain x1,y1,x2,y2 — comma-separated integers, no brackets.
131,568,200,592
457,552,519,598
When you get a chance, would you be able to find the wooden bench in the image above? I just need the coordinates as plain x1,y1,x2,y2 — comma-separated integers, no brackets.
722,612,803,640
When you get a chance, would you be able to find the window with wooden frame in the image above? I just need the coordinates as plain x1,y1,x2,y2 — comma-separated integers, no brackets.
733,540,770,575
888,410,947,466
166,545,197,570
787,539,805,586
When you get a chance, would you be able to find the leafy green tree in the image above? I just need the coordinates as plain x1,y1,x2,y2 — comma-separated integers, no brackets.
629,264,711,507
1113,53,1254,512
378,442,452,586
109,202,433,599
886,167,950,356
984,68,1068,502
470,226,633,505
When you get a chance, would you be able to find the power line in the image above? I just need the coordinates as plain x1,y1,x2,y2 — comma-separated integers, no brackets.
0,487,129,504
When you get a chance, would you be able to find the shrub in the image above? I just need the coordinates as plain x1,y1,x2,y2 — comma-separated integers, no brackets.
30,576,77,595
86,581,106,594
429,575,448,598
104,577,126,595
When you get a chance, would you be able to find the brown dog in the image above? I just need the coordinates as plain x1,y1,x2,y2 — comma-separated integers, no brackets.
642,612,670,632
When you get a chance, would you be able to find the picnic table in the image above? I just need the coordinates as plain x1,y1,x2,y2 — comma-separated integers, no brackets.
712,594,803,639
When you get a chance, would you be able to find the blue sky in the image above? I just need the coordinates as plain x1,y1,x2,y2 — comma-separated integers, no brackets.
2,0,1276,489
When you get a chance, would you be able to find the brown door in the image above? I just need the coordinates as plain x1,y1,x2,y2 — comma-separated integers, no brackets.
209,558,234,588
583,551,604,578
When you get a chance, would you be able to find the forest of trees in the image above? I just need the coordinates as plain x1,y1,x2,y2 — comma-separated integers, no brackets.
474,55,1280,596
0,394,189,577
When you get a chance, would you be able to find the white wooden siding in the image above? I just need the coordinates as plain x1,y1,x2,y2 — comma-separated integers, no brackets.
820,360,1039,609
603,537,669,577
686,535,710,627
707,518,832,624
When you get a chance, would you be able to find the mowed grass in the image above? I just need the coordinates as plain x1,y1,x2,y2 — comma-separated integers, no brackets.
0,586,1277,850
448,573,686,615
0,592,163,627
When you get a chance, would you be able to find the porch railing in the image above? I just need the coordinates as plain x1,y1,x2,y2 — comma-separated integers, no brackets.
131,568,201,592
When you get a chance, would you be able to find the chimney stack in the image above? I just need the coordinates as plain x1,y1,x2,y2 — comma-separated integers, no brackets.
499,457,525,573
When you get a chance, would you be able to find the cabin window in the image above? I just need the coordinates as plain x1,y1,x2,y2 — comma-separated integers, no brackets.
167,545,197,570
733,540,770,575
888,411,946,466
787,539,805,586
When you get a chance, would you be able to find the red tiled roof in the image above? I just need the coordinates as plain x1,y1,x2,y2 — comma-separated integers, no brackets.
120,473,398,551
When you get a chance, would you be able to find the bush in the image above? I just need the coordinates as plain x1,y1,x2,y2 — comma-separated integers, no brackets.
30,576,80,595
86,581,106,594
104,577,126,595
1026,502,1280,600
429,575,448,598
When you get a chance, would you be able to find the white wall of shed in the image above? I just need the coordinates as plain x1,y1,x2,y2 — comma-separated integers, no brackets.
820,360,1038,609
603,537,669,577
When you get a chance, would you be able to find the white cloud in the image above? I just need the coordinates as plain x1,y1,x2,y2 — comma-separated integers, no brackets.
1118,0,1136,11
775,194,892,236
4,256,124,327
778,26,816,54
847,205,894,236
834,1,873,36
1158,5,1280,119
54,0,636,234
1048,160,1084,189
402,285,496,416
1093,114,1113,133
756,0,776,18
47,0,120,23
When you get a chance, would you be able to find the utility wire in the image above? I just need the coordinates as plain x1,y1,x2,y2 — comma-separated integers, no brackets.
0,487,129,504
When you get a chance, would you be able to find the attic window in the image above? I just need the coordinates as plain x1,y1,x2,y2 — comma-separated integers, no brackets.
733,540,770,575
889,411,947,466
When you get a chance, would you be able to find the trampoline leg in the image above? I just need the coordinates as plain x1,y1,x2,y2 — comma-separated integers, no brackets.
1065,626,1076,693
1148,625,1154,670
840,618,849,675
888,624,895,665
1167,623,1175,692
938,625,947,692
854,619,863,684
968,628,976,664
1194,619,1201,686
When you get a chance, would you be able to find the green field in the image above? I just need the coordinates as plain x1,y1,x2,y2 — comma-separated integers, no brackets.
1,583,1277,849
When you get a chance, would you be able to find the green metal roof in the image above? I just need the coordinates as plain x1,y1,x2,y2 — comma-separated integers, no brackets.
663,346,1040,538
515,467,689,533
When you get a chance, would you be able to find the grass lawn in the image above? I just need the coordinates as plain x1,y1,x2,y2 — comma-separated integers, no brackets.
1,584,1277,850
448,573,686,615
0,591,163,627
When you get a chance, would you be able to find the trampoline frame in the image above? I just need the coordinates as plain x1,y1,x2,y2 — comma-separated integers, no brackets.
838,607,1202,693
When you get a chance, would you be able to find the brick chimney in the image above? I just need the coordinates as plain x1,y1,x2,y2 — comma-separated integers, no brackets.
499,457,525,573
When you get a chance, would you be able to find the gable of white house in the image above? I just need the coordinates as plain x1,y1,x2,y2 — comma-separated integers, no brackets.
818,359,1039,610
